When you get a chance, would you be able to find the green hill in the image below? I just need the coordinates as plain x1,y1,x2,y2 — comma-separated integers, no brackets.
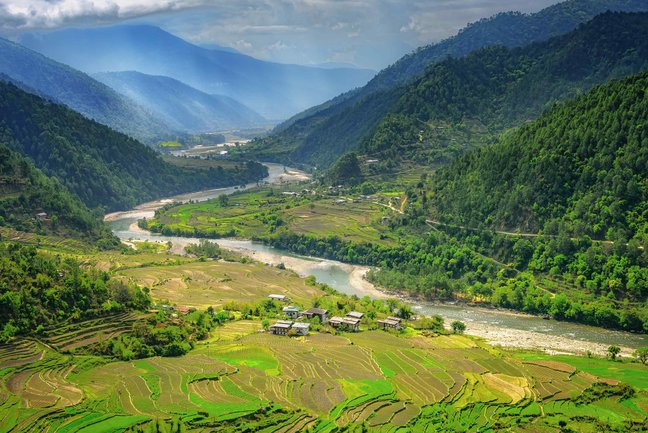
0,80,267,212
428,71,648,243
0,143,116,245
247,6,648,169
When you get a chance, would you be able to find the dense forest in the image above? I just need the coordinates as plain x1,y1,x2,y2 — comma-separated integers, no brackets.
0,80,267,212
0,243,149,342
359,11,648,170
244,1,648,169
0,142,117,244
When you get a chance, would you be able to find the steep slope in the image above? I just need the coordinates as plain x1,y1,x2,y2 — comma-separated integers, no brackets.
94,71,266,132
0,143,117,244
249,11,648,168
0,37,172,143
18,25,375,120
0,80,267,212
248,0,648,167
428,71,648,241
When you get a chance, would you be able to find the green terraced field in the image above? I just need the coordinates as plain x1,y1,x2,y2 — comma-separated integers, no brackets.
2,326,647,432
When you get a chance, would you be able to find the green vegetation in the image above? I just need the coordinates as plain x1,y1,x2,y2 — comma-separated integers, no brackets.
0,143,117,244
141,186,399,246
0,243,149,342
0,80,267,211
245,8,648,169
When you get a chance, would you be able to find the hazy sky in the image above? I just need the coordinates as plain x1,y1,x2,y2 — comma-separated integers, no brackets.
0,0,560,69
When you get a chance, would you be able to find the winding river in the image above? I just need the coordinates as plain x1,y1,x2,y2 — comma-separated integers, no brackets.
105,163,647,356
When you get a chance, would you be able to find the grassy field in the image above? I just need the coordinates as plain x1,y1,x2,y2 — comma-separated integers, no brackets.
146,186,401,245
118,258,323,309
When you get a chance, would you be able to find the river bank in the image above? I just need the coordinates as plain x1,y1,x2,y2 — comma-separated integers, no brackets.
105,163,646,358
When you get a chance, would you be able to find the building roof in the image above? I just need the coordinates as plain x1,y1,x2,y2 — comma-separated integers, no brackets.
275,320,294,325
329,316,345,324
269,294,287,299
283,306,300,312
291,322,310,329
378,319,401,326
342,317,361,325
304,307,328,315
346,311,364,319
386,316,402,323
270,321,292,329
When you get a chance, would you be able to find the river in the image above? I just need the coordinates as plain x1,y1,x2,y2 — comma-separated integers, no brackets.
105,163,647,357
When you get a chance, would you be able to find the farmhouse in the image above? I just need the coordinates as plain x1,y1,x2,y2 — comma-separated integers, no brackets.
329,316,361,332
282,306,301,318
291,322,310,336
269,320,310,336
269,320,293,336
301,307,329,323
377,316,402,330
268,294,291,302
174,306,192,315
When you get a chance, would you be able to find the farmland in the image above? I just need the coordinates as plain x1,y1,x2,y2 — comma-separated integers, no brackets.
142,186,401,246
2,322,647,432
1,243,646,432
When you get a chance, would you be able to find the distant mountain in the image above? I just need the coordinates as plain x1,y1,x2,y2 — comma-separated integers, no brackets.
18,25,376,119
0,143,117,244
248,0,648,167
248,9,648,168
0,37,173,143
0,80,267,212
94,71,266,132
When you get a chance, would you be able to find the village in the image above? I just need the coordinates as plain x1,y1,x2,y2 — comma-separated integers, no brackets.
266,294,403,337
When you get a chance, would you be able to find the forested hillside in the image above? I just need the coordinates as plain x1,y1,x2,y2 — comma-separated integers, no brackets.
0,81,267,212
245,0,648,168
0,143,117,244
0,37,172,143
0,243,148,341
428,71,648,242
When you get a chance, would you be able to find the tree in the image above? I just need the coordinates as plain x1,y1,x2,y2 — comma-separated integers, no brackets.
451,321,466,334
633,347,648,364
607,345,621,360
397,305,413,320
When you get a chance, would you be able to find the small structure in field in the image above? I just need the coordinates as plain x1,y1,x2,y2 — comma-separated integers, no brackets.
268,294,291,302
282,306,301,318
301,307,329,324
269,320,293,336
377,316,402,330
329,316,361,332
291,322,310,336
174,306,192,315
35,212,48,221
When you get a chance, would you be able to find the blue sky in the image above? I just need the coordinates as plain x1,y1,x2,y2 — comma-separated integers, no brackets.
0,0,560,70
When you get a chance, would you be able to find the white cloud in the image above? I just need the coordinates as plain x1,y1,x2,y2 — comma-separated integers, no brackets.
0,0,562,69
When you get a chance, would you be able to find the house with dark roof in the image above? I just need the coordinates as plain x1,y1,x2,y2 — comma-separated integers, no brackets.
301,307,329,324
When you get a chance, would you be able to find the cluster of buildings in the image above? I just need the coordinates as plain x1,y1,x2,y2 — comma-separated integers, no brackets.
268,295,403,337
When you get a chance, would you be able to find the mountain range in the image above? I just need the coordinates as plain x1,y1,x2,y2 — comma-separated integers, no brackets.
247,0,648,168
18,25,376,120
94,71,266,133
0,37,173,143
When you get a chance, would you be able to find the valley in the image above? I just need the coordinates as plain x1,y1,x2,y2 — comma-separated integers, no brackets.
0,1,647,432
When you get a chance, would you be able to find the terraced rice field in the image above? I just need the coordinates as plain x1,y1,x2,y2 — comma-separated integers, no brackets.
1,325,647,432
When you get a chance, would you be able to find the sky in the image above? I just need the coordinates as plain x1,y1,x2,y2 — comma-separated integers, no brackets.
0,0,561,70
